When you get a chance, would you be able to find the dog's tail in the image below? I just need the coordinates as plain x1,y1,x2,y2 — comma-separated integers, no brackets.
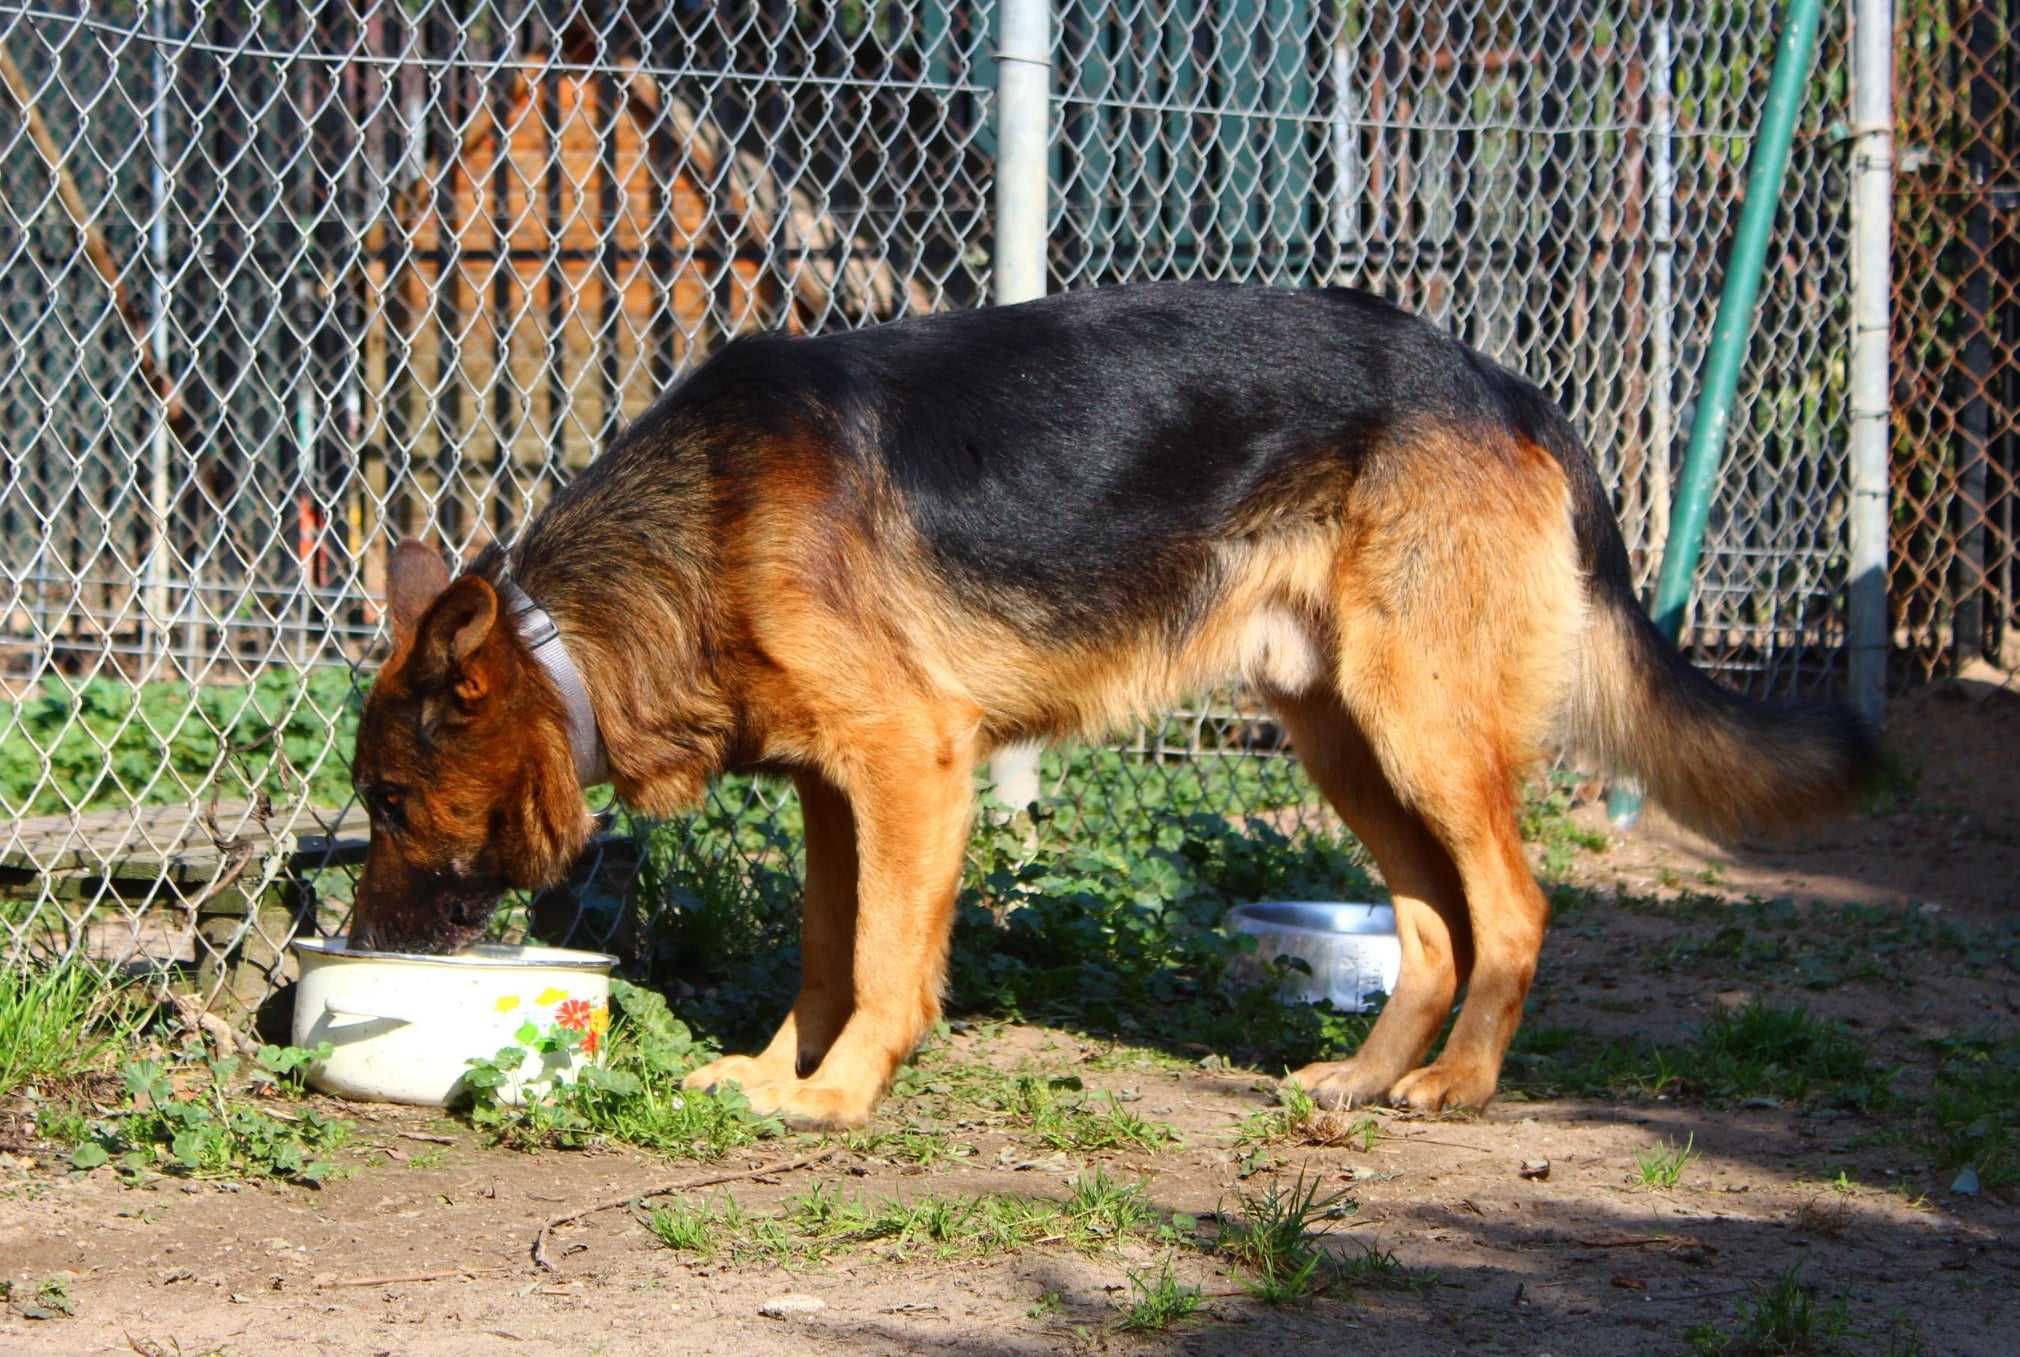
1528,397,1879,840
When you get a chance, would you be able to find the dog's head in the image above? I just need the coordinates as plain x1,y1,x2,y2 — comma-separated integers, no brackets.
347,541,593,954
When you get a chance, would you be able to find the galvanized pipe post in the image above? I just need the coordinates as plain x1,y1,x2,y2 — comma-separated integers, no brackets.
1647,18,1676,567
987,0,1052,814
1847,0,1893,726
1608,0,1824,828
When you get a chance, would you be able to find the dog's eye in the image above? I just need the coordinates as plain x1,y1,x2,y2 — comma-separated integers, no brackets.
366,784,408,828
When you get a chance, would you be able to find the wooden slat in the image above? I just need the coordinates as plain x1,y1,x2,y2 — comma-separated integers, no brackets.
2,803,366,884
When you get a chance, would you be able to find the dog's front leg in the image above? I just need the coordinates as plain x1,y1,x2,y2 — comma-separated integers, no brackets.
683,768,859,1095
723,711,977,1130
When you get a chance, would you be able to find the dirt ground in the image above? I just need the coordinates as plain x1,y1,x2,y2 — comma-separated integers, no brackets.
2,684,2016,1356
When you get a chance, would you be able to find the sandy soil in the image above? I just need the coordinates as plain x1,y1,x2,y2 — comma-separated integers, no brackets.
2,686,2015,1356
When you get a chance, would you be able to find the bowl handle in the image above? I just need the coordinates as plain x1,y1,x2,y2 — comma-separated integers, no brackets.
321,997,428,1028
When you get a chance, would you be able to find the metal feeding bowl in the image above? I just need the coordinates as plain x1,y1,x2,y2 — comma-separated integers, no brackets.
290,938,618,1107
1224,901,1401,1014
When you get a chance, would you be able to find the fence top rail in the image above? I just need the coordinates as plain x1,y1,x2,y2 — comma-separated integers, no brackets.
3,800,363,884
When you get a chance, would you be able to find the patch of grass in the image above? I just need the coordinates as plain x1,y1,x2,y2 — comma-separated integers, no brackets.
55,1053,351,1185
1923,1034,2020,1189
646,1196,725,1257
1519,769,1608,876
1236,1081,1382,1152
1686,1002,1891,1109
1635,1133,1697,1189
1118,1256,1202,1332
1214,1170,1354,1305
0,962,143,1096
841,1124,975,1167
1506,1002,1890,1111
1011,1075,1180,1154
1335,1241,1437,1294
1081,1042,1196,1075
1737,1267,1851,1355
458,979,783,1158
1688,1267,1852,1356
904,1060,1182,1156
646,1170,1174,1269
1793,1195,1851,1239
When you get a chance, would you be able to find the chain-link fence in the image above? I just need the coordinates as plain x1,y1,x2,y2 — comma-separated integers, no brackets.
1893,0,2018,680
0,1,1992,1016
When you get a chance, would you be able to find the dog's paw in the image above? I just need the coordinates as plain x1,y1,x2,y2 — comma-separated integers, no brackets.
681,1054,777,1094
733,1076,877,1132
1289,1057,1401,1110
1387,1060,1497,1113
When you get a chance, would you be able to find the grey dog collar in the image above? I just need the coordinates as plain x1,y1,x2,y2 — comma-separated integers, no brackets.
497,573,609,789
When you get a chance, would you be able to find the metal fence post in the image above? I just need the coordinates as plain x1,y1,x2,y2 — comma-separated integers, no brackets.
1646,18,1676,569
1847,0,1893,726
987,0,1051,814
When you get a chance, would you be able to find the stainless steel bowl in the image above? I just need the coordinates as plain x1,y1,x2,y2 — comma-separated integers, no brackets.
1225,901,1401,1013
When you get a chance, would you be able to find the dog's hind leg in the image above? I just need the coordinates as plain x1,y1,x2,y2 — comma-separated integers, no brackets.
683,769,859,1095
1356,687,1550,1112
1315,435,1578,1110
1271,690,1474,1108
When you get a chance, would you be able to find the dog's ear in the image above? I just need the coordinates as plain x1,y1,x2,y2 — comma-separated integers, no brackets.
412,575,505,709
388,539,452,643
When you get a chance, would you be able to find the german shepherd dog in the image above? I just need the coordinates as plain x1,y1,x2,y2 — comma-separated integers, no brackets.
349,282,1875,1128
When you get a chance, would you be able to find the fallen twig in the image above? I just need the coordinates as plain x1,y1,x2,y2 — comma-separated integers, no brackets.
1389,1135,1498,1153
1641,1283,1757,1303
317,1266,507,1288
531,1150,835,1270
398,1131,458,1145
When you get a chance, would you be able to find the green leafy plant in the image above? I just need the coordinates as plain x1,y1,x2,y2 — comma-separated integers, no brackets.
457,979,781,1157
252,1041,334,1096
58,1057,351,1185
0,669,362,816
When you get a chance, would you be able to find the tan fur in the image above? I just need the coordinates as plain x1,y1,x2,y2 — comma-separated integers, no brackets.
1569,607,1866,839
683,424,1587,1121
357,404,1856,1128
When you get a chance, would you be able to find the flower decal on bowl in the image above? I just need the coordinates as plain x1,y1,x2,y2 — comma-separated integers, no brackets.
553,997,609,1056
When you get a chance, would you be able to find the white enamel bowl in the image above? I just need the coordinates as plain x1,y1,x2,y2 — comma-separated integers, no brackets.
289,937,618,1106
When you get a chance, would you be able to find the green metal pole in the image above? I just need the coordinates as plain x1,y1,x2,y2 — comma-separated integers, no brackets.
1607,0,1823,829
